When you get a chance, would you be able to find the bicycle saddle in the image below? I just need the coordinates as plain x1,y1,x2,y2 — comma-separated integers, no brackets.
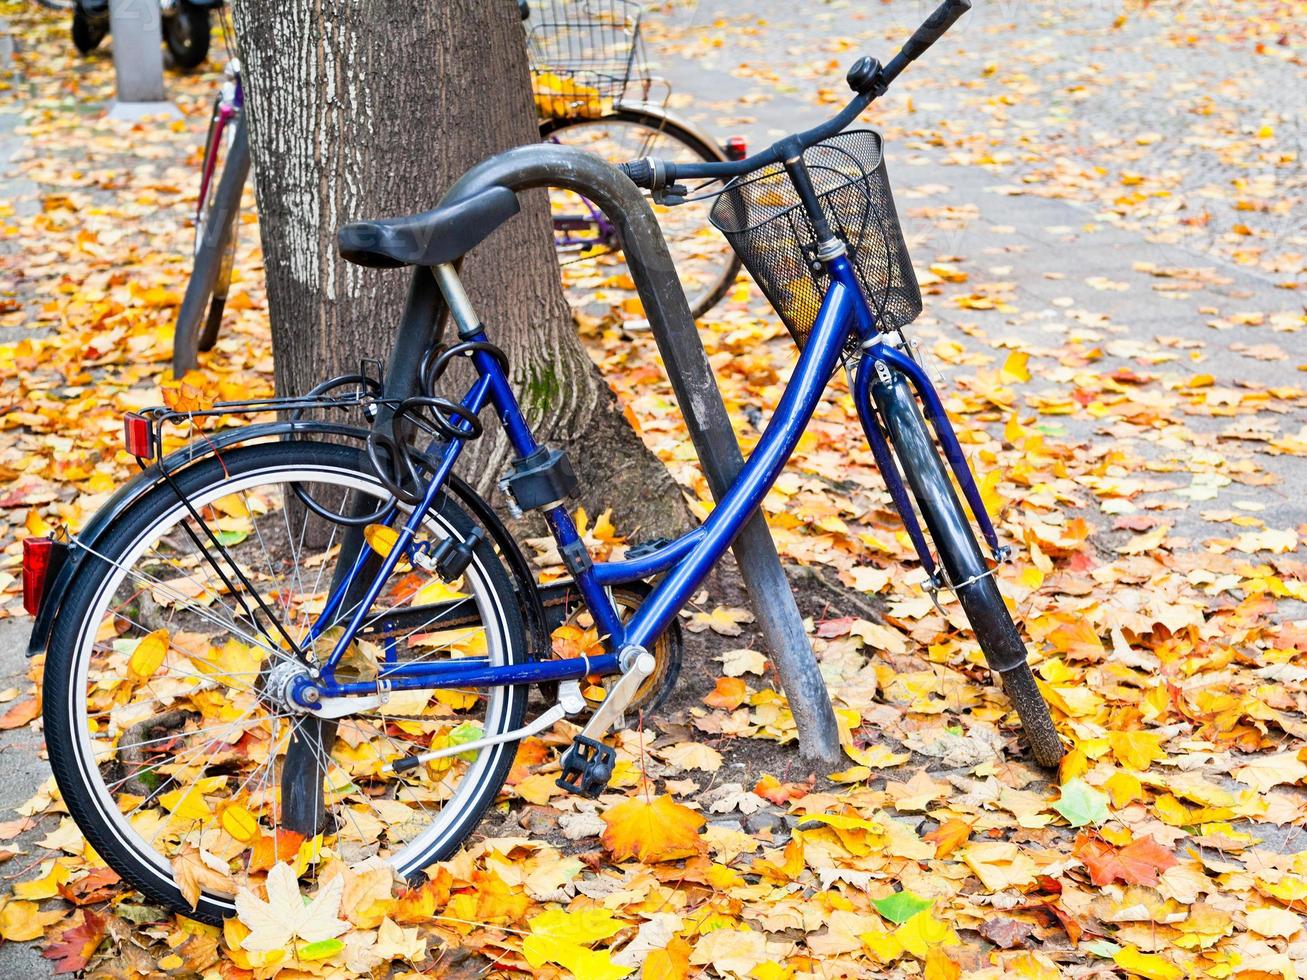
337,186,521,269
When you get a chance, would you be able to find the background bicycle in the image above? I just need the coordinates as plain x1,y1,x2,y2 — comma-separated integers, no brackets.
170,13,247,375
526,0,742,322
69,0,219,70
172,0,742,373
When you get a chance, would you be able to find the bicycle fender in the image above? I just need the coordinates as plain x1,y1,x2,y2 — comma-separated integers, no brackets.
27,420,548,664
611,100,730,162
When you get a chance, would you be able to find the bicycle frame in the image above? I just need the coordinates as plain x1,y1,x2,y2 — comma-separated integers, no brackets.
299,254,1002,704
194,65,242,234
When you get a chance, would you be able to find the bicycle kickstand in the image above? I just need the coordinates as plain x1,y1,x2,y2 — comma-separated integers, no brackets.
556,644,656,798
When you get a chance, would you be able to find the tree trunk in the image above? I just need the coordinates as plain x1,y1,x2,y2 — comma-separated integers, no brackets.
231,0,690,540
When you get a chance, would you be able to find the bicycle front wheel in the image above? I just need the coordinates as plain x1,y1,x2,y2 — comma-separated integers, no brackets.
542,108,742,321
173,112,248,375
44,441,528,923
874,376,1064,768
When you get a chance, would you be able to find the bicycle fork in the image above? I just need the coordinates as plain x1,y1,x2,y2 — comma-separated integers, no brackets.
851,341,1010,600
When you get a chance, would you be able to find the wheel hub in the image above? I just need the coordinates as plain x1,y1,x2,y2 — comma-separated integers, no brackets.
261,660,317,713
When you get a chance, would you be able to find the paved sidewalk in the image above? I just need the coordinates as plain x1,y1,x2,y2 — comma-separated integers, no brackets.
656,0,1304,554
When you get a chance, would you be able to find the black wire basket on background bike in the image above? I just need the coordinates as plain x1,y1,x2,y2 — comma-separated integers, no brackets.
709,129,922,349
526,0,650,118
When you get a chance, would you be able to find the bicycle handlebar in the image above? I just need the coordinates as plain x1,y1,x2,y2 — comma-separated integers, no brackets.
618,0,972,191
874,0,971,93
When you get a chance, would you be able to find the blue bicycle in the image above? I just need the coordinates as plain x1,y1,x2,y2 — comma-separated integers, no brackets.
25,0,1060,922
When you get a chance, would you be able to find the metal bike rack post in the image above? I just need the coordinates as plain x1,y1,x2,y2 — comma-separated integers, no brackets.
442,143,843,763
106,0,181,121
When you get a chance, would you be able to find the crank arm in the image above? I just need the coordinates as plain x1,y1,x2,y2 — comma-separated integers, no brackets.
382,681,586,774
573,646,655,744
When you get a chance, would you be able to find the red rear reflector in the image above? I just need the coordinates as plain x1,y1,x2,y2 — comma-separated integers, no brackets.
23,537,53,617
123,413,156,459
724,136,748,161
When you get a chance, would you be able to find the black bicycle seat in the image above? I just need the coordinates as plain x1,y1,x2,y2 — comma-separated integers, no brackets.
337,186,521,269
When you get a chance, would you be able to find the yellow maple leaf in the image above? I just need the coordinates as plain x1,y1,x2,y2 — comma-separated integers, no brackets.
601,795,705,863
894,910,960,960
1113,945,1183,980
1108,730,1168,771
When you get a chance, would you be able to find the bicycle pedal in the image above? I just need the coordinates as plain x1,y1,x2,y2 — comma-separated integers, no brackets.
555,735,616,798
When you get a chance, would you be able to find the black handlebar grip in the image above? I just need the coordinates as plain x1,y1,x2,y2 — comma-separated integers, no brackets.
900,0,971,63
619,159,653,188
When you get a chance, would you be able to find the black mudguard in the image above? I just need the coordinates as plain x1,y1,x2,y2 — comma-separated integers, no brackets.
25,422,548,666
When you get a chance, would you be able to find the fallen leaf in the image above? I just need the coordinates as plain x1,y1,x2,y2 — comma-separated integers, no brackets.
601,795,706,863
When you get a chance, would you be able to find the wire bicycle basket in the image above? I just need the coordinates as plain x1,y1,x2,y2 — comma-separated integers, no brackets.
709,129,922,349
526,0,648,119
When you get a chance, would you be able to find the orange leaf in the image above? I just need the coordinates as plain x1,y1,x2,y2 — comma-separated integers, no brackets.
248,829,305,873
1074,833,1177,886
923,818,972,859
392,869,452,924
644,936,693,980
754,774,811,804
0,697,39,731
41,910,105,974
601,795,706,863
703,677,748,710
924,948,962,980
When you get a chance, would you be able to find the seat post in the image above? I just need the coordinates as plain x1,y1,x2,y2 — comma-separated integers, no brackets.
433,263,481,338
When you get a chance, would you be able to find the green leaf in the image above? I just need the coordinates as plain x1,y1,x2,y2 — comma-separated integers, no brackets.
873,890,932,924
1054,778,1110,828
214,529,250,546
448,721,484,761
296,938,344,961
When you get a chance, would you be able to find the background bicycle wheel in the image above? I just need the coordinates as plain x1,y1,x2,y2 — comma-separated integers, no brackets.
543,108,741,322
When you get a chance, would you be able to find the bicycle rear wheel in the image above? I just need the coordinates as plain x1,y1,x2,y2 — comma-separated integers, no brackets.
873,375,1064,768
43,441,528,923
542,107,741,321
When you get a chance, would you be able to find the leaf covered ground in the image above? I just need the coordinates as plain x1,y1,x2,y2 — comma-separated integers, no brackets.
0,1,1305,978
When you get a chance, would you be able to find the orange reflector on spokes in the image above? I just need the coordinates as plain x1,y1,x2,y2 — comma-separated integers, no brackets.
363,523,400,559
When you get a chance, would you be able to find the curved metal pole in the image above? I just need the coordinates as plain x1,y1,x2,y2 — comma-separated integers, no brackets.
443,144,842,763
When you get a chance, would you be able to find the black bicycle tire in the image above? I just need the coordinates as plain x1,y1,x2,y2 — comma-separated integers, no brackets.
173,116,248,375
70,9,106,54
875,376,1064,768
43,441,529,923
198,218,237,351
197,290,225,351
541,107,743,320
163,3,210,71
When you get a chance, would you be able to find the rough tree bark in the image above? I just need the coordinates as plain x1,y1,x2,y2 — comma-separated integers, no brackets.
231,0,690,539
